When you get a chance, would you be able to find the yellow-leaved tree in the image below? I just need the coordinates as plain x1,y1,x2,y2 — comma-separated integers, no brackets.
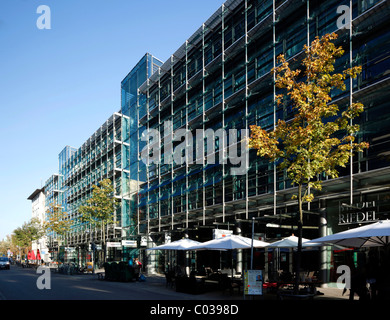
249,33,369,293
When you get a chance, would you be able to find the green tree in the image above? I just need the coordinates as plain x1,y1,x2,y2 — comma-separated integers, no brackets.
78,178,119,262
13,218,45,257
249,33,369,293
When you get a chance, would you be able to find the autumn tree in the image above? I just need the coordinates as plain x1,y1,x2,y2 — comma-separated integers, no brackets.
78,178,119,262
45,203,72,261
0,236,11,256
249,33,368,292
0,234,18,258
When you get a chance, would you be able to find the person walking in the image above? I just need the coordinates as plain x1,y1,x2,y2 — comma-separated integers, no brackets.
133,258,142,281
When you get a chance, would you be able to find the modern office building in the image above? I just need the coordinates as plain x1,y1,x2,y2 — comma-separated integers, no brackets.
128,0,390,282
43,147,76,261
37,55,163,265
58,112,131,263
32,0,390,283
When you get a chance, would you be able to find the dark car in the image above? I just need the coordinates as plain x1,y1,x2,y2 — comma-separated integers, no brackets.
0,257,10,270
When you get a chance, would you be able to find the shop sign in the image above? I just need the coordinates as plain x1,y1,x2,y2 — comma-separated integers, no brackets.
140,236,148,247
339,201,378,225
122,240,137,247
213,229,233,239
106,242,122,248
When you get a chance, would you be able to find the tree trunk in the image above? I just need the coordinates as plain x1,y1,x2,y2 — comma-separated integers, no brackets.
102,221,106,264
294,184,303,295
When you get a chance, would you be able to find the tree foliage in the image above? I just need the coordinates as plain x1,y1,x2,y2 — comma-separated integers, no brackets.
13,218,45,251
249,33,369,291
78,179,118,227
78,179,119,257
44,203,72,238
249,33,368,215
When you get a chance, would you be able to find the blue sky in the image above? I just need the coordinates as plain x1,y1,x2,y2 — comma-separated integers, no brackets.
0,0,225,240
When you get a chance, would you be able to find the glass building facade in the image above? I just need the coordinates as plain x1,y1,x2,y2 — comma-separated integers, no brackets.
129,0,390,280
121,54,163,237
43,55,162,265
38,0,390,282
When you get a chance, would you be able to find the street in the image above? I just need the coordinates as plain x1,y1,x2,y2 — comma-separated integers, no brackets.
0,265,197,300
0,265,375,320
0,265,251,318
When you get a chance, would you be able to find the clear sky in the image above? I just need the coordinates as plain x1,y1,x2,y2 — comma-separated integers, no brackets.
0,0,226,240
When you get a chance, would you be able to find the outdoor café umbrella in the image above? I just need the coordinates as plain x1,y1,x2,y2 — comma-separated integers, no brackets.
31,250,36,261
307,220,390,248
146,238,201,251
36,249,41,261
147,238,202,276
189,234,269,250
266,235,322,249
28,250,36,262
188,235,269,283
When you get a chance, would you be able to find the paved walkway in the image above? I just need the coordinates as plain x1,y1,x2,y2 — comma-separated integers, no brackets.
91,269,349,300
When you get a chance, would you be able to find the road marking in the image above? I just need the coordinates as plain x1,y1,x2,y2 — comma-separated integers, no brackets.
72,286,111,293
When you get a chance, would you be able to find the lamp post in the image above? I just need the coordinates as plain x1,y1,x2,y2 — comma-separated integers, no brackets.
251,217,255,269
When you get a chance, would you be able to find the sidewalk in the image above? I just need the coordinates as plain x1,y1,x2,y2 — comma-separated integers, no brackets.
90,270,349,300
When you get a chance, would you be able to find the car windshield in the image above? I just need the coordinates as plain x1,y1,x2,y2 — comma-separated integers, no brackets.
0,257,9,262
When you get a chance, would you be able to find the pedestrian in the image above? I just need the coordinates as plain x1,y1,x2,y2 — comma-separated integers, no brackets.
366,249,380,300
346,265,369,300
134,258,142,281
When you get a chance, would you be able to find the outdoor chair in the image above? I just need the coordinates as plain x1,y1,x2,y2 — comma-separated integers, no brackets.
305,271,318,282
205,267,213,277
220,274,241,296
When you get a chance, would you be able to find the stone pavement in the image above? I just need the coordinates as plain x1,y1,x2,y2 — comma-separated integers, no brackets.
92,269,349,300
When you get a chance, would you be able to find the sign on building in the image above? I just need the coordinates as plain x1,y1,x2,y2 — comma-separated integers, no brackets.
339,201,378,225
122,240,137,247
106,242,122,248
213,229,233,239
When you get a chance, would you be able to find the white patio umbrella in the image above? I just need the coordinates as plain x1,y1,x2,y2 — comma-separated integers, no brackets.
307,220,390,248
147,238,202,278
189,235,269,281
146,238,201,251
189,234,269,250
267,235,323,249
265,235,322,279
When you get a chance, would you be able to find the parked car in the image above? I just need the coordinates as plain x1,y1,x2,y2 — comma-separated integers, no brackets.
0,257,10,270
